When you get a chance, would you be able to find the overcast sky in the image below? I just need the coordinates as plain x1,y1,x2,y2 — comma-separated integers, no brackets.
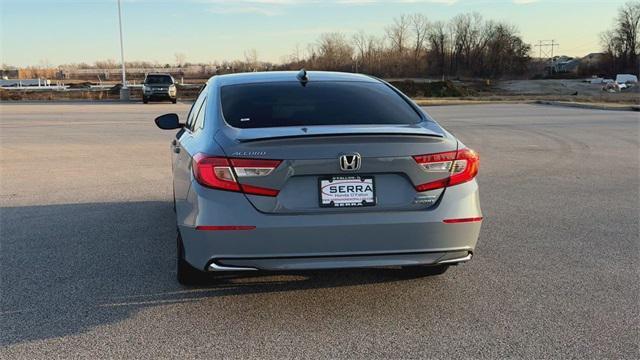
0,0,627,67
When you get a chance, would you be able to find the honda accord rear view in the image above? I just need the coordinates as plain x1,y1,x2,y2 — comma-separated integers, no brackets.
155,70,482,284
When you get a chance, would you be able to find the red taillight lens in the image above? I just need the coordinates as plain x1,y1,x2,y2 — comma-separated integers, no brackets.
415,178,450,192
413,148,479,191
443,217,483,224
413,151,456,171
240,183,279,197
449,148,479,187
192,154,281,196
193,154,241,192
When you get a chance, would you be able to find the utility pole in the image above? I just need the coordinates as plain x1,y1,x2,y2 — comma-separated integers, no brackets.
117,0,129,100
534,40,560,59
534,40,560,75
550,39,559,58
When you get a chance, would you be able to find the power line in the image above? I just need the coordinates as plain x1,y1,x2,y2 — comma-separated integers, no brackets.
534,40,560,59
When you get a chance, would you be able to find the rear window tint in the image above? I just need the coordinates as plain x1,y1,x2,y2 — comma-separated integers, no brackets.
220,81,421,128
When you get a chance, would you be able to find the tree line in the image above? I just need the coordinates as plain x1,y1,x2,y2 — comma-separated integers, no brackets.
599,1,640,75
33,11,532,80
276,12,531,79
11,3,638,80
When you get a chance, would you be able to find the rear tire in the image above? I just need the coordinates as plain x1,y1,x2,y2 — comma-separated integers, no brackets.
171,98,177,104
172,187,176,213
143,96,149,104
411,264,449,277
177,232,207,285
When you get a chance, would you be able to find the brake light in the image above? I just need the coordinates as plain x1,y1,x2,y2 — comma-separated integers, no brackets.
192,154,281,196
240,183,279,197
192,155,240,192
413,148,479,191
449,148,479,187
443,217,483,224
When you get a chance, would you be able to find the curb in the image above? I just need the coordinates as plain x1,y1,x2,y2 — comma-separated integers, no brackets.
416,100,528,107
535,100,640,112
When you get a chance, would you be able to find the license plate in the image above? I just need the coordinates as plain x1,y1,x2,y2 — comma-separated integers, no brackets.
319,176,376,208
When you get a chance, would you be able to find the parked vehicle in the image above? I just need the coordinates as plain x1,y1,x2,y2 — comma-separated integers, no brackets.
143,73,177,104
155,70,482,284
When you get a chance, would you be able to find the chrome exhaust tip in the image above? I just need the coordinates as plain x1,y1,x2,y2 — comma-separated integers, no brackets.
207,262,258,272
437,253,472,265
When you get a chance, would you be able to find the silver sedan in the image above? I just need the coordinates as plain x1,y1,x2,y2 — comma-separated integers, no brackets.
155,70,482,284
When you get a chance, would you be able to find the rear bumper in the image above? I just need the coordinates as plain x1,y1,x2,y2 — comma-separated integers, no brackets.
177,180,482,271
208,251,472,271
144,92,176,100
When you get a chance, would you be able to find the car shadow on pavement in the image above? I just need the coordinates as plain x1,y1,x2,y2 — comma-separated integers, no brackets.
0,201,444,346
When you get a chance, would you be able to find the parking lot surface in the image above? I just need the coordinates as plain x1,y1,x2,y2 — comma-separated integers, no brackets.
1,102,638,358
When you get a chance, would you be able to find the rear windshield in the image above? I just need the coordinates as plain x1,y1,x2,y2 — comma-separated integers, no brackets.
145,75,173,84
220,81,422,128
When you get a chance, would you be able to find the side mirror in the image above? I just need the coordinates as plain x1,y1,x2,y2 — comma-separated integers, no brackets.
155,113,183,130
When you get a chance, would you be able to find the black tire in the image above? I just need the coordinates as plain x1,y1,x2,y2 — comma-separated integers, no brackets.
176,232,207,285
171,98,177,104
143,97,149,104
172,187,176,213
410,264,449,277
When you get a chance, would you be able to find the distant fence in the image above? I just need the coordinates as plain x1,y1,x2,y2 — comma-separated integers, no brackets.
59,66,219,80
0,79,49,87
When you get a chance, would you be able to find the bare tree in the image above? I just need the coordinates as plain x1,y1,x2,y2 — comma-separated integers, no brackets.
427,21,449,79
244,49,259,71
618,1,640,67
95,59,117,69
50,10,534,80
386,14,411,55
353,30,368,72
483,22,530,78
448,13,487,76
384,15,412,76
292,43,302,63
410,14,430,74
353,30,381,73
313,32,354,71
174,53,187,67
601,1,640,74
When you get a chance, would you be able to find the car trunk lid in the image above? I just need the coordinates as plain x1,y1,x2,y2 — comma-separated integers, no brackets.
214,124,457,214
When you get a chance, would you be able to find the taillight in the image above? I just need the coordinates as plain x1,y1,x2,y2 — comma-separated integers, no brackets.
443,217,483,224
230,158,281,177
413,148,479,191
192,154,281,196
448,148,479,187
192,155,240,192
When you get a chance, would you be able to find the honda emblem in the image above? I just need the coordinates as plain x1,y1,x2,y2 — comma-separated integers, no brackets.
339,153,361,171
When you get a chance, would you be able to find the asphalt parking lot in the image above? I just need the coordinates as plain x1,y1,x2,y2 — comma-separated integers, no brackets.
1,102,638,358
